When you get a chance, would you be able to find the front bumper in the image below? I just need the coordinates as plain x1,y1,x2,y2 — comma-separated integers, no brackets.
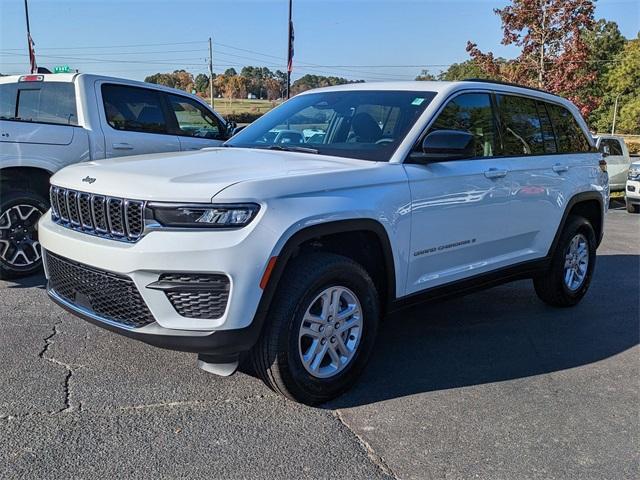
48,287,260,355
39,211,276,353
626,180,640,203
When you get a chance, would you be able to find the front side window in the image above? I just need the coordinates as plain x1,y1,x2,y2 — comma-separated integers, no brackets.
1,82,77,126
102,84,167,134
496,94,545,156
599,138,623,156
166,94,224,140
546,103,591,153
226,90,436,161
428,92,497,158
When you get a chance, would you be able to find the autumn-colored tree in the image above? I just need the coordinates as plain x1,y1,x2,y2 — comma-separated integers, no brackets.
264,77,282,100
467,0,597,116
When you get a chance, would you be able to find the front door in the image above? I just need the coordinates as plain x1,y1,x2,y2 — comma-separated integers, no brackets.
98,82,181,158
404,92,515,295
165,93,227,151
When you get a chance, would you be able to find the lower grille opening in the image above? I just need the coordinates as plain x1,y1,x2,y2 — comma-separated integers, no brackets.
45,251,155,329
148,273,230,319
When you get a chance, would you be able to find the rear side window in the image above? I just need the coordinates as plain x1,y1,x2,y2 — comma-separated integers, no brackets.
102,84,168,134
546,103,591,153
0,82,77,126
496,94,545,156
429,93,497,157
599,138,623,156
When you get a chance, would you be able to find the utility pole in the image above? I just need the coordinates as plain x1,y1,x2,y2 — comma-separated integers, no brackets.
538,1,546,89
286,0,293,98
611,92,621,135
208,37,214,108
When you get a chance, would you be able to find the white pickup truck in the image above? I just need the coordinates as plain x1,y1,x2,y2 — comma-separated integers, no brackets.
594,134,633,193
0,73,231,279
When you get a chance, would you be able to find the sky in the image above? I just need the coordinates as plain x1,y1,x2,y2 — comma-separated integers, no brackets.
0,0,638,82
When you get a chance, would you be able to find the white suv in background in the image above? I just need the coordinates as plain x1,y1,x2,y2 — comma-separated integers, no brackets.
39,81,608,404
0,73,230,279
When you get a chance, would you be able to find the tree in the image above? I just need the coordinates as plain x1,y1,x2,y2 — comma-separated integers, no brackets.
437,59,498,81
224,68,237,77
264,77,282,100
194,73,210,95
467,0,597,116
145,70,194,92
595,34,639,134
415,70,437,81
291,74,364,94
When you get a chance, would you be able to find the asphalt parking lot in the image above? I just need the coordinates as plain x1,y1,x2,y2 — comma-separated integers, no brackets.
1,208,638,480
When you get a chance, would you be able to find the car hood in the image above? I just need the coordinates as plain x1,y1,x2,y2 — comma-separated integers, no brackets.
50,147,374,202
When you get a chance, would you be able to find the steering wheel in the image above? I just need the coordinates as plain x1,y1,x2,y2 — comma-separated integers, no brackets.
375,138,394,145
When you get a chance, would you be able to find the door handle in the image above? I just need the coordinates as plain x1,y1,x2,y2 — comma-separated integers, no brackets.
484,168,508,179
552,163,569,173
112,142,133,150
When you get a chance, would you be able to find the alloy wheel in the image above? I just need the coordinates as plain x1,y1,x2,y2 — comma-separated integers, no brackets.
298,285,363,379
0,204,44,268
563,233,589,291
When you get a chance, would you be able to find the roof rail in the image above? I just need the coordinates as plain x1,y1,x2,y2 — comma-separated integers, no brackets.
462,78,562,98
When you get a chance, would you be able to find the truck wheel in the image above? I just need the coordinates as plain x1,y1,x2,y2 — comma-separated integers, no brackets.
533,215,596,307
0,190,48,280
252,252,380,405
627,201,639,214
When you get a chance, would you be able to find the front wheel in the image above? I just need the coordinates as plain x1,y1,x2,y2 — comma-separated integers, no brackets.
252,252,380,405
533,216,597,307
0,190,48,280
627,201,639,214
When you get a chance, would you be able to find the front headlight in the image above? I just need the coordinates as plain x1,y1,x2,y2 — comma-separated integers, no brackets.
147,203,260,229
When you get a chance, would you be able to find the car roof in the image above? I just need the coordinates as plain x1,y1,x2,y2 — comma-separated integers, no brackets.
302,80,575,109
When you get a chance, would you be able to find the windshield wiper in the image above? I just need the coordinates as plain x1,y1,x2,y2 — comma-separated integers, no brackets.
266,145,319,154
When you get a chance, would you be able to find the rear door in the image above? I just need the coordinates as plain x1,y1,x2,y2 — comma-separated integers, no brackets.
404,91,514,294
164,93,226,150
501,95,593,260
98,83,180,158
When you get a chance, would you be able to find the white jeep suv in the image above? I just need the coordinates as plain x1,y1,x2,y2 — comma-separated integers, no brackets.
39,81,608,404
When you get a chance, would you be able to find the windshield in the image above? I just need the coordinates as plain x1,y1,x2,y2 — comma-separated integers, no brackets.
226,90,437,161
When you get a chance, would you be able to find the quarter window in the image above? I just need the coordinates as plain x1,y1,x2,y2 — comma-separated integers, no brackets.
496,94,545,156
546,103,591,153
429,93,497,158
166,94,224,140
536,101,557,154
102,84,168,134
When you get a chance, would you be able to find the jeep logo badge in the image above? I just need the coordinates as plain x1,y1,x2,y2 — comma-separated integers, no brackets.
82,176,96,184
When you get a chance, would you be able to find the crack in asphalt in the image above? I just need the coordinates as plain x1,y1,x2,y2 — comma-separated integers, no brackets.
334,409,398,479
37,322,79,414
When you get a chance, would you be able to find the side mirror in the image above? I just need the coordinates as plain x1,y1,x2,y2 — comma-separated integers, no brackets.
230,125,246,136
600,144,611,157
411,130,476,163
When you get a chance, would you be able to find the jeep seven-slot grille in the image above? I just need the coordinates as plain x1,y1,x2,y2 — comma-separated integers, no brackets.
50,186,144,242
45,251,155,329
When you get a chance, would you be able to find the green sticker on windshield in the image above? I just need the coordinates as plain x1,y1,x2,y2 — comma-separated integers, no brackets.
411,97,425,106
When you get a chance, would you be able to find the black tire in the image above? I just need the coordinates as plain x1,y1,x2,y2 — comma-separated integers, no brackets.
533,215,596,307
627,201,639,214
251,252,380,405
0,190,48,280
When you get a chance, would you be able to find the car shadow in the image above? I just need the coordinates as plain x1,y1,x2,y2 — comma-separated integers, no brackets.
0,272,46,289
325,254,639,409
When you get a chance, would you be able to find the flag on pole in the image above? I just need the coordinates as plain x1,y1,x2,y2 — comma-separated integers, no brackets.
28,33,37,74
287,18,294,73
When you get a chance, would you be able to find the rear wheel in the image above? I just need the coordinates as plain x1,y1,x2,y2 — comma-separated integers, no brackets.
0,190,48,280
252,252,380,405
626,201,639,214
533,216,596,307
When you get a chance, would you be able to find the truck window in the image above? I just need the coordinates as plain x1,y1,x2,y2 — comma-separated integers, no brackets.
166,94,224,140
102,84,168,134
1,82,77,126
599,138,623,156
429,93,497,158
546,103,591,153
